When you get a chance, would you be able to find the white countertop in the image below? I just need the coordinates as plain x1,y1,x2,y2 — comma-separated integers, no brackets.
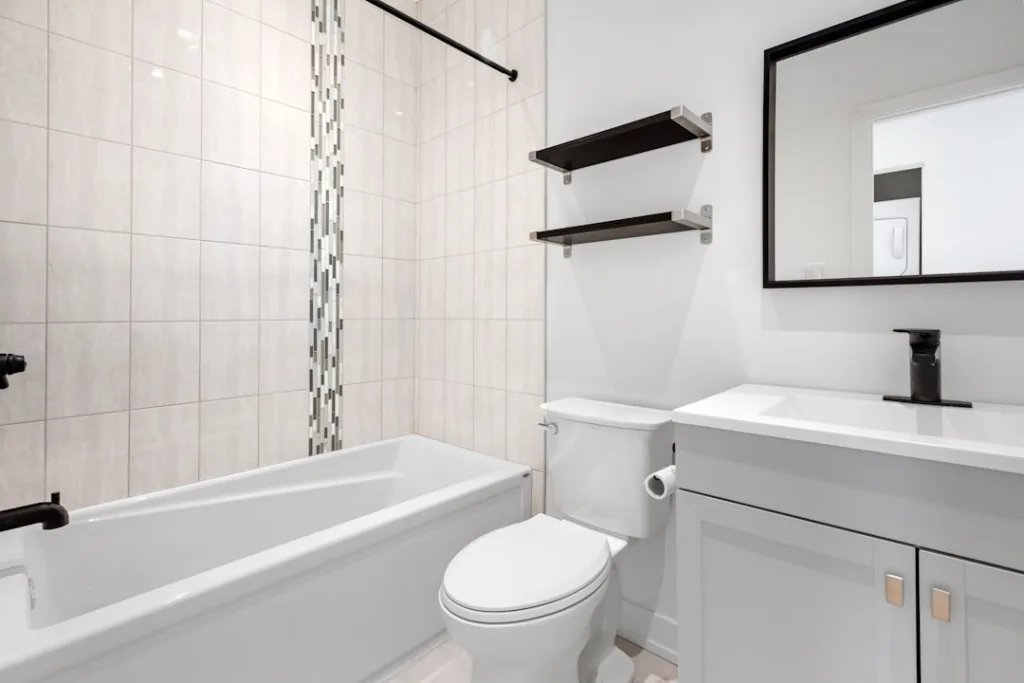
673,384,1024,476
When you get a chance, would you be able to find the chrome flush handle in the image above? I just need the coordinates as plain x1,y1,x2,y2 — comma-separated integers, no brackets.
537,422,558,435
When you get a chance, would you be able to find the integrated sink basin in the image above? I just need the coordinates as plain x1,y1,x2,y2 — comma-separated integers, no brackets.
673,384,1024,475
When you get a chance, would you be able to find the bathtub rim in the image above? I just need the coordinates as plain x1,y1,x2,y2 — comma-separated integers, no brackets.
1,436,530,682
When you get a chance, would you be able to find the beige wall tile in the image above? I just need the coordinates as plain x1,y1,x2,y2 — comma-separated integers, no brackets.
343,381,382,446
0,324,45,424
46,412,129,509
445,320,473,385
200,321,259,400
473,387,505,458
415,378,445,439
49,35,131,143
382,320,415,380
203,0,260,94
345,190,384,257
203,161,261,245
444,382,473,448
129,403,200,495
382,378,414,439
258,390,308,465
0,120,46,225
259,321,309,394
0,223,46,323
130,322,201,409
133,64,201,157
343,319,383,384
133,0,203,76
200,396,259,480
131,235,201,321
0,18,47,126
262,0,311,41
261,25,310,110
47,323,130,419
473,320,505,389
506,320,544,394
132,148,202,238
48,132,131,233
0,421,44,507
50,0,131,54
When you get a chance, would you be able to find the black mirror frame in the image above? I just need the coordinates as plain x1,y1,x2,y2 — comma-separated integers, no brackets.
762,0,1024,288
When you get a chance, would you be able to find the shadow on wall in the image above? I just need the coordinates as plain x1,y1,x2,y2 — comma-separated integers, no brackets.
763,280,1024,337
545,141,747,410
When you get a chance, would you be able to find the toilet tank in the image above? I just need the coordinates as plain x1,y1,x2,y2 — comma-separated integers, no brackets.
542,398,673,539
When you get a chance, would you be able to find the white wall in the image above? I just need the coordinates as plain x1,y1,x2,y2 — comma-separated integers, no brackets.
874,86,1024,275
547,0,1024,662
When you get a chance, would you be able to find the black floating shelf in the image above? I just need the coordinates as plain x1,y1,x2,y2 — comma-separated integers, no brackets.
532,207,713,256
530,105,712,181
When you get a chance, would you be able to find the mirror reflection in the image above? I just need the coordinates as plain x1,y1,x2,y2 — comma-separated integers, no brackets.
767,0,1024,284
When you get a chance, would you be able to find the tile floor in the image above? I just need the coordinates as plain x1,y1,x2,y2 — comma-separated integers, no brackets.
381,634,677,683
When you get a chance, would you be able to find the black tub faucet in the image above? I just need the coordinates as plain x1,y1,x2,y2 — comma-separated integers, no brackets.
883,329,972,409
0,353,26,390
0,492,70,534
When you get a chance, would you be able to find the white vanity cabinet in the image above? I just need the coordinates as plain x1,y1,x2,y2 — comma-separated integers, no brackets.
678,492,917,683
672,384,1024,683
920,552,1024,683
678,492,1024,683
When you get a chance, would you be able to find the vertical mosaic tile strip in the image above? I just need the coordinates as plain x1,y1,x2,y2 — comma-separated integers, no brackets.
311,0,344,455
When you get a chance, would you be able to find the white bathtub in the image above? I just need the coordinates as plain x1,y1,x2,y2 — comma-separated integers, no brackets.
0,436,530,683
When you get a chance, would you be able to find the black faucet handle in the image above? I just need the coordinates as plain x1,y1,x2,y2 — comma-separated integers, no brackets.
893,329,941,349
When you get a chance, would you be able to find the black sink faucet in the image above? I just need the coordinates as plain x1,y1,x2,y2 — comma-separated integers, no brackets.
883,329,972,409
0,353,26,390
0,492,70,534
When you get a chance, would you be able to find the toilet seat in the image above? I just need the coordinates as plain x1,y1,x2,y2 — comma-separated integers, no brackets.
441,514,612,625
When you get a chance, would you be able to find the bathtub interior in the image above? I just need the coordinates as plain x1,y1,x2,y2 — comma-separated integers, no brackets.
24,436,520,630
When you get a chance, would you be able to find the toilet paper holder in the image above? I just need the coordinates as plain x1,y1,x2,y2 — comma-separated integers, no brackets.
645,465,677,500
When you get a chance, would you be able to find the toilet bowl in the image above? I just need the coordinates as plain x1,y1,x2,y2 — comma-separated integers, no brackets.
439,398,675,683
438,514,634,683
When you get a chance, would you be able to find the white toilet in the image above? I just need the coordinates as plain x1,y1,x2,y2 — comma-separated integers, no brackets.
439,398,673,683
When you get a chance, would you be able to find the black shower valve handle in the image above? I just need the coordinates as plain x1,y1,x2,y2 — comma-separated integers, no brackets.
0,353,27,390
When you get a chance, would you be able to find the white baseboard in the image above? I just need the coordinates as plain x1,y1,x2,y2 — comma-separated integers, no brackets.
618,598,678,664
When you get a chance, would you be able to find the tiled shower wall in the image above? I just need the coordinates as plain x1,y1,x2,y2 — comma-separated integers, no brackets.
413,0,548,512
0,0,313,510
340,0,419,446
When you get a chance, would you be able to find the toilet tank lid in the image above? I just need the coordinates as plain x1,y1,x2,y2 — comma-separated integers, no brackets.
542,398,671,431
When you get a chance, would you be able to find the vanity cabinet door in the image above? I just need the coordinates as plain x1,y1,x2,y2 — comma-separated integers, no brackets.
678,492,917,683
920,551,1024,683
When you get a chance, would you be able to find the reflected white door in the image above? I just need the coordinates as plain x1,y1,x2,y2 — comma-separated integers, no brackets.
873,198,921,276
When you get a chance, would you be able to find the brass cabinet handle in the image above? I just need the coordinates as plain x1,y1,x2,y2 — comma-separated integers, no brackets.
931,588,951,622
885,574,904,607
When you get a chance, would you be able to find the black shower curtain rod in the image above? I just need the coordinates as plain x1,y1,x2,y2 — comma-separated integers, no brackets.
361,0,519,82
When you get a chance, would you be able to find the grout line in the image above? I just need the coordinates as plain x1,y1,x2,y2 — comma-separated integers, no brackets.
38,222,310,253
0,114,312,183
198,0,206,480
126,0,135,496
42,3,51,497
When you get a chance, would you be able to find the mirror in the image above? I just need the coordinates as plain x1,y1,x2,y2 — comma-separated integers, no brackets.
764,0,1024,287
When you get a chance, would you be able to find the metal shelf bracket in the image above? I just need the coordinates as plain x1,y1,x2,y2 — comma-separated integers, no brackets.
670,106,713,154
671,205,714,245
528,152,573,184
